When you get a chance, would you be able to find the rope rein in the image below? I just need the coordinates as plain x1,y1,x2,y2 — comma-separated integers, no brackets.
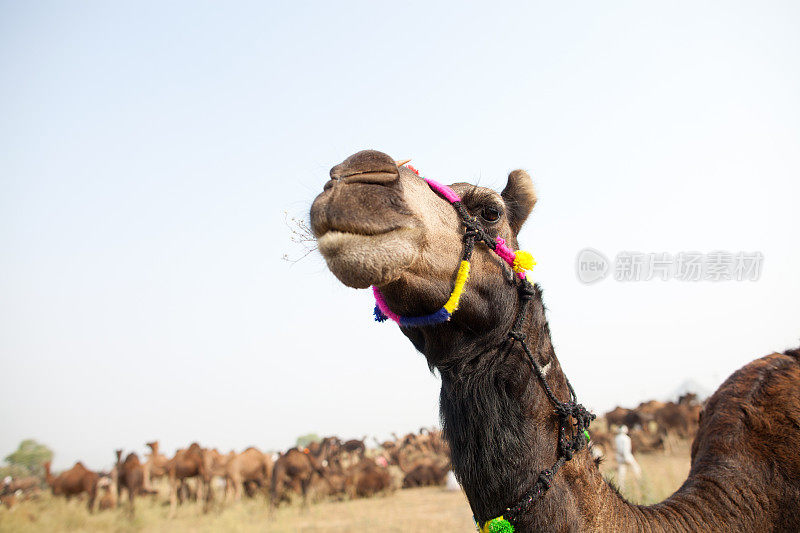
490,280,595,532
371,167,594,533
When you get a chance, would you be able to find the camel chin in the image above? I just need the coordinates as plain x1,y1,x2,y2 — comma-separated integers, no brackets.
317,229,418,289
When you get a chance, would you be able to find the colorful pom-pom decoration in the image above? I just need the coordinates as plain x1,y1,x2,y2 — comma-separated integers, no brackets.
480,516,514,533
373,306,388,322
512,250,536,273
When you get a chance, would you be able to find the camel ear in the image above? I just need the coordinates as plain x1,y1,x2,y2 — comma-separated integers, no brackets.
501,170,537,234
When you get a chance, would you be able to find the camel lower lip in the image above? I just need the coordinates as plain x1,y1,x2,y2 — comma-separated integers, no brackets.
315,228,418,289
317,227,406,241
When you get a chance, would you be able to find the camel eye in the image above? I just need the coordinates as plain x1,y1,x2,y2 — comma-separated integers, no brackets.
480,205,502,223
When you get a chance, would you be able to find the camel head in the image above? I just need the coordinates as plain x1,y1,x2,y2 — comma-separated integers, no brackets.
310,150,537,361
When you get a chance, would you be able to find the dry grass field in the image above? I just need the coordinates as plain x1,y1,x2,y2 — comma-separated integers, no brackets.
0,442,691,532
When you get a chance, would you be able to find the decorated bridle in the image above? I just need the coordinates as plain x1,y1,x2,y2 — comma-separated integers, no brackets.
372,164,595,533
372,164,535,327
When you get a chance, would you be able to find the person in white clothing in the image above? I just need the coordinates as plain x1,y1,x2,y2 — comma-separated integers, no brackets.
614,425,641,491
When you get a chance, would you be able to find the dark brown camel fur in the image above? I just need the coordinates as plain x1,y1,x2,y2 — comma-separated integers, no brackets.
341,437,366,457
306,436,342,467
311,150,800,532
402,460,449,488
114,450,145,515
605,406,647,431
346,457,393,498
44,460,98,511
270,448,328,508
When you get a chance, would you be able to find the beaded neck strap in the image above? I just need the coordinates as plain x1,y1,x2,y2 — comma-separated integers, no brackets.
372,164,595,533
372,165,536,327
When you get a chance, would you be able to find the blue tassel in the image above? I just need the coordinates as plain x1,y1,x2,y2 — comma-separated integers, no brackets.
399,307,451,328
374,306,388,322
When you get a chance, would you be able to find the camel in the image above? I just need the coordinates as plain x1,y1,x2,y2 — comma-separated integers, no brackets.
393,442,450,488
166,443,210,516
310,150,800,532
114,450,145,515
306,436,342,468
605,406,646,431
402,460,449,488
224,447,273,501
44,460,99,511
341,437,366,456
1,475,41,509
143,440,169,492
270,448,329,508
345,457,393,498
2,476,39,494
96,476,117,510
200,447,233,505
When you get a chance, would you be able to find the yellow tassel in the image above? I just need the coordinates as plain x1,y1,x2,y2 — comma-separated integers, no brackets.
443,261,471,314
512,251,536,273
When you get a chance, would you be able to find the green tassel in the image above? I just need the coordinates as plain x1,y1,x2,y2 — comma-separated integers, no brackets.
584,429,591,442
488,516,514,533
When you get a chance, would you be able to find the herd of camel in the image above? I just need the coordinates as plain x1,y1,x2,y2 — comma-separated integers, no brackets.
2,396,705,517
594,393,704,454
3,427,452,516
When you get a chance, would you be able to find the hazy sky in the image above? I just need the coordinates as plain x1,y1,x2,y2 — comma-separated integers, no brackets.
2,1,798,470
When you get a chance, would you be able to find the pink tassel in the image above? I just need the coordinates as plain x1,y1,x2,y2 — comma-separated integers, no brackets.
494,237,517,266
373,287,402,324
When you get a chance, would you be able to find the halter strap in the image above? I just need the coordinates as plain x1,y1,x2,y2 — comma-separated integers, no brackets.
372,170,536,327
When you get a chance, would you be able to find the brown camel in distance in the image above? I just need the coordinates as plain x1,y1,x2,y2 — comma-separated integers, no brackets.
270,448,329,508
44,460,99,511
224,447,273,501
97,476,117,510
143,440,169,492
166,443,210,517
341,437,366,457
114,450,145,515
310,150,800,532
306,436,341,467
345,457,393,498
200,447,231,505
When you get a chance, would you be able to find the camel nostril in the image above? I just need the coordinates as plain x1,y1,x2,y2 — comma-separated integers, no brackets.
329,150,400,186
341,170,399,186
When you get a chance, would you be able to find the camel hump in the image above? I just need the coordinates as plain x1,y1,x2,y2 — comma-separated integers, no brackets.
693,351,800,480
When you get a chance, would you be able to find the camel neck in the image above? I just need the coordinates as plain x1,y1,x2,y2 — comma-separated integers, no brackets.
427,283,587,528
421,284,763,532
